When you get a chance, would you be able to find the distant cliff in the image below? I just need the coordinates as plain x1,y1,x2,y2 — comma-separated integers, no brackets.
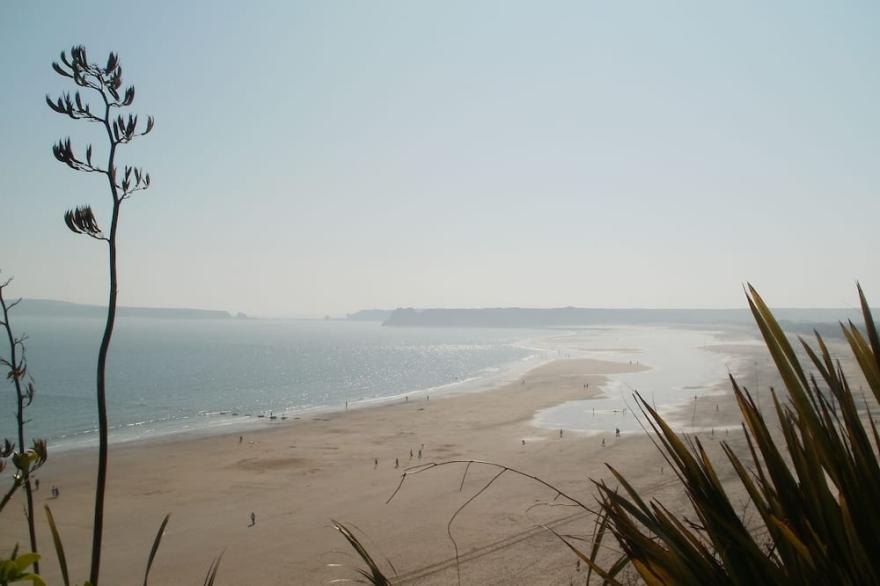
17,299,232,320
347,309,394,322
382,307,868,329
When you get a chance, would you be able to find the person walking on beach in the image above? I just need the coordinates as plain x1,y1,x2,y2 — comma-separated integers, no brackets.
559,429,563,438
395,458,399,469
374,457,378,469
409,449,413,459
615,428,620,437
249,512,256,527
417,448,422,459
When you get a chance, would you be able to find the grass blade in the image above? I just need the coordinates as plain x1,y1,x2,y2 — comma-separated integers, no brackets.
203,550,224,586
44,505,69,586
333,520,392,586
143,513,170,586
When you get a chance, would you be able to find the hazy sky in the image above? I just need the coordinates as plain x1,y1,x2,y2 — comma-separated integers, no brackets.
2,1,879,316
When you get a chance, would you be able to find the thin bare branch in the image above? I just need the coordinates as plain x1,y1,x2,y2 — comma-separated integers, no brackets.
458,461,473,492
447,468,506,585
388,459,598,513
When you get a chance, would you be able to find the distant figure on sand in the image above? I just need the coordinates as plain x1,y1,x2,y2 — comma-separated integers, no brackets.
417,449,422,459
51,486,59,498
559,429,563,438
409,449,413,459
615,428,620,437
249,512,256,527
374,457,378,469
602,438,606,447
395,458,399,469
521,439,526,446
345,401,348,410
239,435,243,444
34,479,39,491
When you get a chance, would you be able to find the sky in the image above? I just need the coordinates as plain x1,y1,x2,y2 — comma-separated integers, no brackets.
2,1,879,317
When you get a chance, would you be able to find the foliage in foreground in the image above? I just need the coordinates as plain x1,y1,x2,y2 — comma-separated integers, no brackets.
583,284,880,585
0,550,44,586
340,284,880,585
333,521,394,586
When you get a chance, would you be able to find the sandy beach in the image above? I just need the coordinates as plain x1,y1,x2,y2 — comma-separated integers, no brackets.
2,346,776,585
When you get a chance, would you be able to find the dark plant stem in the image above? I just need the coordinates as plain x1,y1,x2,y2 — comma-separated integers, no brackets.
50,48,154,584
0,286,39,573
0,478,21,512
89,100,121,586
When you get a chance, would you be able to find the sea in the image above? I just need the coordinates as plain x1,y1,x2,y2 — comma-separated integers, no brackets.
0,316,760,452
0,317,547,450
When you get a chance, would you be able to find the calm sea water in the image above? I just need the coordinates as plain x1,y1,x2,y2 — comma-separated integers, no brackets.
1,316,761,451
0,317,542,450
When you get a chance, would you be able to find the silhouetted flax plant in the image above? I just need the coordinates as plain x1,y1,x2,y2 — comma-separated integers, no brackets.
581,284,880,585
0,275,48,575
47,45,154,586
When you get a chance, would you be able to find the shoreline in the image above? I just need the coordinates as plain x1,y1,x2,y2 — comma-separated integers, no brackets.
44,332,560,455
2,342,774,585
23,324,756,455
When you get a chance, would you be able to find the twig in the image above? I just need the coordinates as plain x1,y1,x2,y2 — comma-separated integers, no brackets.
387,459,603,586
388,460,598,513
